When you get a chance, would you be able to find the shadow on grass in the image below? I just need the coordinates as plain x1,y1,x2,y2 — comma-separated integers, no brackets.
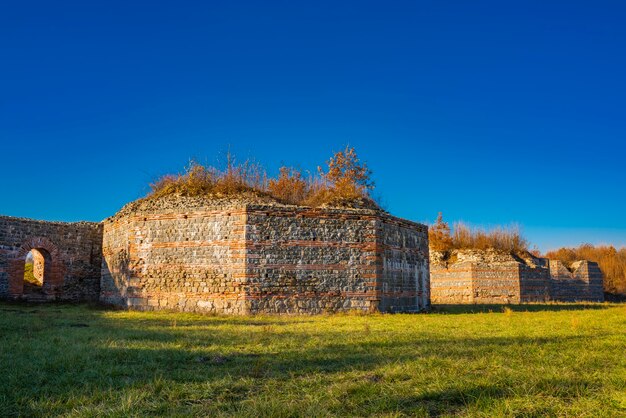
0,302,617,416
432,303,614,314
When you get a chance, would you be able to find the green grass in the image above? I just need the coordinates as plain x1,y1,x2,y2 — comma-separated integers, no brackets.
0,303,624,417
22,263,41,287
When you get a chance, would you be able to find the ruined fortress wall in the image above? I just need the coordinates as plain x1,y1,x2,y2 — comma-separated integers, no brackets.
243,206,429,314
101,204,248,314
549,260,604,302
101,200,429,314
519,262,551,302
379,216,430,312
583,262,605,301
430,250,603,304
431,262,551,304
0,216,103,301
430,262,473,303
471,263,522,304
244,206,381,314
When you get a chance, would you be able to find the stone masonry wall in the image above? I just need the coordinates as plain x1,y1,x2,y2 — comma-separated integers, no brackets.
101,197,429,314
430,250,604,304
0,216,103,301
244,206,380,314
101,203,248,314
549,260,604,302
379,216,430,312
519,259,551,302
244,206,429,314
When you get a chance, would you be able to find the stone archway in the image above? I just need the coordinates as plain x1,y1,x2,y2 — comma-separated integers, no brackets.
8,237,65,300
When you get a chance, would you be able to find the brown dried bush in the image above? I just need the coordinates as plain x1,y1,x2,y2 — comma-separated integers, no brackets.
429,213,529,254
149,155,267,200
149,147,378,209
429,212,453,252
267,167,309,205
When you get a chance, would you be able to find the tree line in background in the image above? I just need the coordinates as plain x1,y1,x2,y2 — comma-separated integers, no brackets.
429,213,626,296
149,147,376,208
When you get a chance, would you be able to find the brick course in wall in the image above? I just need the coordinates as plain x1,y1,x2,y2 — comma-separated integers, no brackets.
430,249,604,304
0,216,103,301
100,197,430,314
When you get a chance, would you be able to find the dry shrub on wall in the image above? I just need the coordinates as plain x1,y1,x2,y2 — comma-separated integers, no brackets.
149,155,267,199
452,222,528,253
149,147,379,209
149,164,217,198
267,167,309,205
214,153,267,195
428,213,529,255
545,244,626,295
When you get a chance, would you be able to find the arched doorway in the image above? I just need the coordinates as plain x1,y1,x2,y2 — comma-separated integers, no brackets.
8,237,65,300
23,248,52,296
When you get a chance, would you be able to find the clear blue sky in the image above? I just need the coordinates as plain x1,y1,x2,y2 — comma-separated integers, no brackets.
1,1,625,252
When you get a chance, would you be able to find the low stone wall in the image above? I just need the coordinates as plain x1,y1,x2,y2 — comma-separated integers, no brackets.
100,197,429,314
549,260,604,302
0,216,103,301
430,250,603,304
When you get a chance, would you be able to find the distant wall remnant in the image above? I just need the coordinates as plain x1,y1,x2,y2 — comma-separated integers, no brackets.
100,197,430,314
549,260,604,302
0,216,103,301
430,249,604,304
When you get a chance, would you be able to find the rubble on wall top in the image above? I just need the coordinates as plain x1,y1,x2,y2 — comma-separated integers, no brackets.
0,214,101,227
106,192,386,221
430,248,543,268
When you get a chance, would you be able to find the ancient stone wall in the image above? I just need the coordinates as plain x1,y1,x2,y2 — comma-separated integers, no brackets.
100,197,429,314
379,216,430,312
430,250,604,304
244,206,380,314
101,202,248,313
429,261,473,304
549,260,604,302
518,259,551,302
0,216,103,301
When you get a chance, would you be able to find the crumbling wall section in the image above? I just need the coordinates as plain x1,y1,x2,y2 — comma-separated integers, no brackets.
549,260,604,302
0,216,103,301
430,250,604,304
518,260,551,302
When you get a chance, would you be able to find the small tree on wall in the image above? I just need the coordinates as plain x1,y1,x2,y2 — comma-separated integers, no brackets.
318,146,374,200
429,212,453,252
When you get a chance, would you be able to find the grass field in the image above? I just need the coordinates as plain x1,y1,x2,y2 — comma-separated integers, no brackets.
0,303,625,417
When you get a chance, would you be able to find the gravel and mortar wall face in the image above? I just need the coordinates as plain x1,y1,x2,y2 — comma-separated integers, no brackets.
549,260,604,302
101,205,248,314
379,217,430,312
430,250,604,304
245,206,429,314
0,216,103,301
101,200,429,314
